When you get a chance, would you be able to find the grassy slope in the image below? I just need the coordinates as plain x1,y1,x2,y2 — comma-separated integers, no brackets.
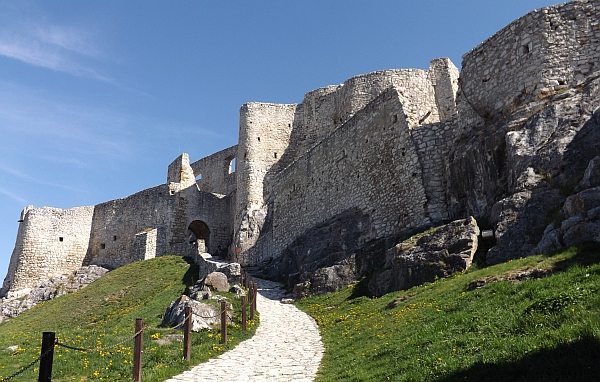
0,256,257,381
297,245,600,382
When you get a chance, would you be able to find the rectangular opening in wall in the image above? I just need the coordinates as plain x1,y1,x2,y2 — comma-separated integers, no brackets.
101,243,106,249
59,237,64,242
392,114,398,123
274,152,278,158
228,158,236,174
113,235,117,241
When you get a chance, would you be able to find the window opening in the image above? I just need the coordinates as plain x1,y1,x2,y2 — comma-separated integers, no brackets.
228,158,236,174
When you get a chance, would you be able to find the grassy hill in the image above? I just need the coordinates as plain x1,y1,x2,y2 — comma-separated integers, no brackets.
297,244,600,382
0,256,257,381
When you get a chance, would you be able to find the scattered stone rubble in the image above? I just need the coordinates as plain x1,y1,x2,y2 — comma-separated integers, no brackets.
161,254,241,332
0,265,108,323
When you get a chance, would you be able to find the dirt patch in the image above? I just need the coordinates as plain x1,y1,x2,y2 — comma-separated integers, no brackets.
466,267,553,291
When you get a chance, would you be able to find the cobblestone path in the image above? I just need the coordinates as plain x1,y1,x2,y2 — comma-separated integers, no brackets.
165,278,324,382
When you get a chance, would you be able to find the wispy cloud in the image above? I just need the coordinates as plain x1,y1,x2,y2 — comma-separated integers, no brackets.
0,163,83,193
33,25,102,58
0,2,114,84
0,37,111,82
0,186,28,205
0,80,136,166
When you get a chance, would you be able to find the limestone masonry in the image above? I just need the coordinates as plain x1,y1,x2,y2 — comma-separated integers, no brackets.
2,0,599,298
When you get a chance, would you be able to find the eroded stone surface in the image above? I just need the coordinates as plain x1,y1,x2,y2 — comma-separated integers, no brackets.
369,217,480,296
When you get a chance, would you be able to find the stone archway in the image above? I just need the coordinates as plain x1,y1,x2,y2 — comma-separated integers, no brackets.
188,220,210,253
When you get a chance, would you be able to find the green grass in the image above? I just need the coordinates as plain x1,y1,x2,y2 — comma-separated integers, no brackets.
0,256,257,381
297,244,600,382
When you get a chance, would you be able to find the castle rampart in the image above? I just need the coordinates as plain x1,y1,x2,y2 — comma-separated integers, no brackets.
3,0,598,300
233,103,296,258
460,0,599,120
2,206,94,294
267,87,430,263
190,145,238,195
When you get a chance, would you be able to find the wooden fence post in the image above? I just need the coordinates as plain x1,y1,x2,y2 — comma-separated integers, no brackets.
220,300,227,344
249,284,255,321
241,295,247,331
183,306,192,361
252,281,258,313
38,331,55,382
133,318,144,382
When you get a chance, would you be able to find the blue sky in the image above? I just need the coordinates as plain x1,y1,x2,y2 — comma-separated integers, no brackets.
0,0,560,281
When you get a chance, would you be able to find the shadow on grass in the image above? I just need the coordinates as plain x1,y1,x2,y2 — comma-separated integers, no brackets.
437,335,600,382
347,275,374,300
181,256,199,289
550,242,600,272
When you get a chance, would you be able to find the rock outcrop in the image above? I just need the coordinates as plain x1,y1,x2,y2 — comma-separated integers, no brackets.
368,217,480,296
161,295,231,332
0,265,109,322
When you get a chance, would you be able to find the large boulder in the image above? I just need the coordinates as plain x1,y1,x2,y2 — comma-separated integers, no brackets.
196,253,241,285
292,256,356,298
535,186,600,254
161,295,229,332
368,217,479,296
204,272,230,292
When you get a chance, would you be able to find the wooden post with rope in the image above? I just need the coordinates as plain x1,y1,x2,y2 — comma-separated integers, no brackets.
249,283,255,321
241,295,247,331
183,306,192,361
38,331,55,382
220,300,228,344
252,281,258,313
133,318,144,382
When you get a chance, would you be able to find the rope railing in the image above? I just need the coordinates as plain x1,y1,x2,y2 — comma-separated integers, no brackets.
0,270,260,382
0,343,56,382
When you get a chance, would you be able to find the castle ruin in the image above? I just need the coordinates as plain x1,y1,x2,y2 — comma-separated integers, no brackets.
3,0,599,298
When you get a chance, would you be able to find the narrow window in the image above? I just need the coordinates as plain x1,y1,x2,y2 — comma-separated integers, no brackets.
228,158,236,174
196,174,203,183
59,237,64,242
113,235,117,241
392,114,398,123
101,243,106,249
257,137,261,142
274,152,278,158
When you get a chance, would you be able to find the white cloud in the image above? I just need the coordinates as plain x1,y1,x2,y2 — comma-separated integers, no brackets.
0,36,112,82
0,186,28,205
0,80,135,165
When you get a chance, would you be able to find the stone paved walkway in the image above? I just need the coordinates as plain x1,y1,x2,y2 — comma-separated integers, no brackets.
165,278,324,382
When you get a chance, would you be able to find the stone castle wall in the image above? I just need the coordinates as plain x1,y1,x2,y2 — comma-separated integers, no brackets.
2,206,94,293
233,60,458,264
233,103,296,256
190,145,238,195
460,0,599,120
3,0,598,297
267,88,430,263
